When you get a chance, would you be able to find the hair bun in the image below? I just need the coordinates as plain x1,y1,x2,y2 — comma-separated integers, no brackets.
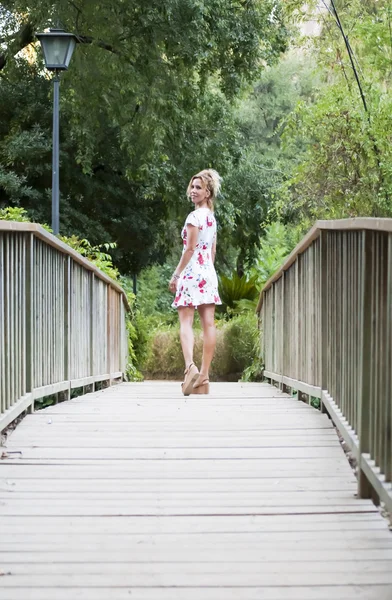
205,169,222,198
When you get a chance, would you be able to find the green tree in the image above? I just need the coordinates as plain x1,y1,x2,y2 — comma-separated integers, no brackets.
0,61,166,273
216,55,318,274
0,2,289,181
0,1,290,273
280,0,392,223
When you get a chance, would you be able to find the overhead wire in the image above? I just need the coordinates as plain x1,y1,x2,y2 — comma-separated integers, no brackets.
317,3,352,91
320,0,368,113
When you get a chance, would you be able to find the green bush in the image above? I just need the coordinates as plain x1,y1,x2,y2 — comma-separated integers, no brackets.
215,313,263,381
220,313,260,376
0,206,31,222
141,312,262,381
142,327,199,379
136,264,177,323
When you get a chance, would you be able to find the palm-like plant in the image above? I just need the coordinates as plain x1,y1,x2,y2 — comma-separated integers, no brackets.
218,271,259,314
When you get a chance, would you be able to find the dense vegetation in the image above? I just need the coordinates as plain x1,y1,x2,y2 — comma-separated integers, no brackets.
1,0,392,380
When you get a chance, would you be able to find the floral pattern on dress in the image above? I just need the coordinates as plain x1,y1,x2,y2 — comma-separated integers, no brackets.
172,207,222,309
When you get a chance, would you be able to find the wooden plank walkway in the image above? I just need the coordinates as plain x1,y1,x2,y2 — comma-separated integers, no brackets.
0,381,392,600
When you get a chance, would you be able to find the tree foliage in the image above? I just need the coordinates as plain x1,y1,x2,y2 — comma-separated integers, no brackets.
0,0,290,273
280,0,392,224
249,221,300,288
216,55,318,273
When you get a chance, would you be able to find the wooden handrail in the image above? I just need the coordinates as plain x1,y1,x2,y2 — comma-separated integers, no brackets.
257,218,392,313
0,222,129,308
0,223,129,433
259,218,392,514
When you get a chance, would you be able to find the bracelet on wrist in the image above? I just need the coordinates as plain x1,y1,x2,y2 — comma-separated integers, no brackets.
172,273,180,280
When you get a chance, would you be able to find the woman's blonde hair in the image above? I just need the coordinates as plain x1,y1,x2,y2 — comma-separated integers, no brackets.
187,169,222,210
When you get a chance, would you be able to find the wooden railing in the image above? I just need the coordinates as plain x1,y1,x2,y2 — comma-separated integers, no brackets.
0,222,129,433
257,218,392,513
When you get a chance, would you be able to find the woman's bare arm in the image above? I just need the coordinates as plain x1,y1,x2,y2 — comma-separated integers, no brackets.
169,224,198,292
212,238,216,264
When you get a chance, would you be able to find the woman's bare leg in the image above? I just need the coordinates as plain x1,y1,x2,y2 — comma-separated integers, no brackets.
196,303,216,380
178,306,195,369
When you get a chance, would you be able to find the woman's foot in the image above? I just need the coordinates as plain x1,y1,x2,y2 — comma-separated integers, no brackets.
192,374,210,395
181,363,199,396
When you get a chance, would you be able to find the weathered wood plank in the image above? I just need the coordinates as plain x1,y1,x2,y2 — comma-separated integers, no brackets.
1,447,347,459
2,549,392,563
8,418,334,427
0,461,360,478
0,476,357,492
2,572,392,586
0,512,386,532
0,505,377,516
2,536,392,553
0,490,371,504
2,529,391,543
0,585,390,600
4,436,341,448
2,560,392,575
0,587,391,600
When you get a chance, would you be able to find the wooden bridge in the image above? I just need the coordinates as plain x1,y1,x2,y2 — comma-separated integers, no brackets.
1,219,392,599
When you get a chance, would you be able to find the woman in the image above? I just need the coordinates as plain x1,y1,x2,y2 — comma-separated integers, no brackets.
169,169,222,396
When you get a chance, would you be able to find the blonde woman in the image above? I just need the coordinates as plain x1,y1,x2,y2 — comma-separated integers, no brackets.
169,169,222,395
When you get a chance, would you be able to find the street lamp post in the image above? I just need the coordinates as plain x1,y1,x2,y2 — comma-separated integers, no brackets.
36,28,78,235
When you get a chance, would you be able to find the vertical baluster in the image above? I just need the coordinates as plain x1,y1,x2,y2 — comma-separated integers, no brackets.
0,234,5,413
358,230,373,499
387,233,392,485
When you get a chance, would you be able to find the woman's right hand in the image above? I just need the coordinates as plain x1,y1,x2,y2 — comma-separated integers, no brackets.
169,275,179,293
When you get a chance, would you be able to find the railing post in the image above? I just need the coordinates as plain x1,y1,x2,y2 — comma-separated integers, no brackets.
0,233,4,415
90,272,94,380
64,255,71,401
119,295,124,380
295,260,300,382
387,233,392,487
261,297,266,381
86,271,96,394
4,234,10,410
320,231,328,413
25,234,34,412
358,230,373,499
280,272,285,392
106,285,112,386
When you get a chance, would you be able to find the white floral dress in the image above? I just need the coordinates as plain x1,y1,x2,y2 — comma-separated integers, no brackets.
172,207,222,309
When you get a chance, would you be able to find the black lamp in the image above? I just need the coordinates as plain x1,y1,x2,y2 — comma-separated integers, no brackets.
36,28,78,234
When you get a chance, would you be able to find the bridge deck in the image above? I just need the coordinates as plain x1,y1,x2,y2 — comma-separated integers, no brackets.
0,381,392,600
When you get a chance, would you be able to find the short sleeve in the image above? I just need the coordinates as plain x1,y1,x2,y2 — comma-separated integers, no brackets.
185,212,199,228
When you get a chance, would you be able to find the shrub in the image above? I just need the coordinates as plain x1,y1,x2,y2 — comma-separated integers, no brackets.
141,312,262,381
220,313,260,376
136,264,177,323
61,237,120,280
214,313,262,381
0,206,31,222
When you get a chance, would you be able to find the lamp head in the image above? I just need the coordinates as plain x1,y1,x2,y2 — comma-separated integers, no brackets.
36,28,77,71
